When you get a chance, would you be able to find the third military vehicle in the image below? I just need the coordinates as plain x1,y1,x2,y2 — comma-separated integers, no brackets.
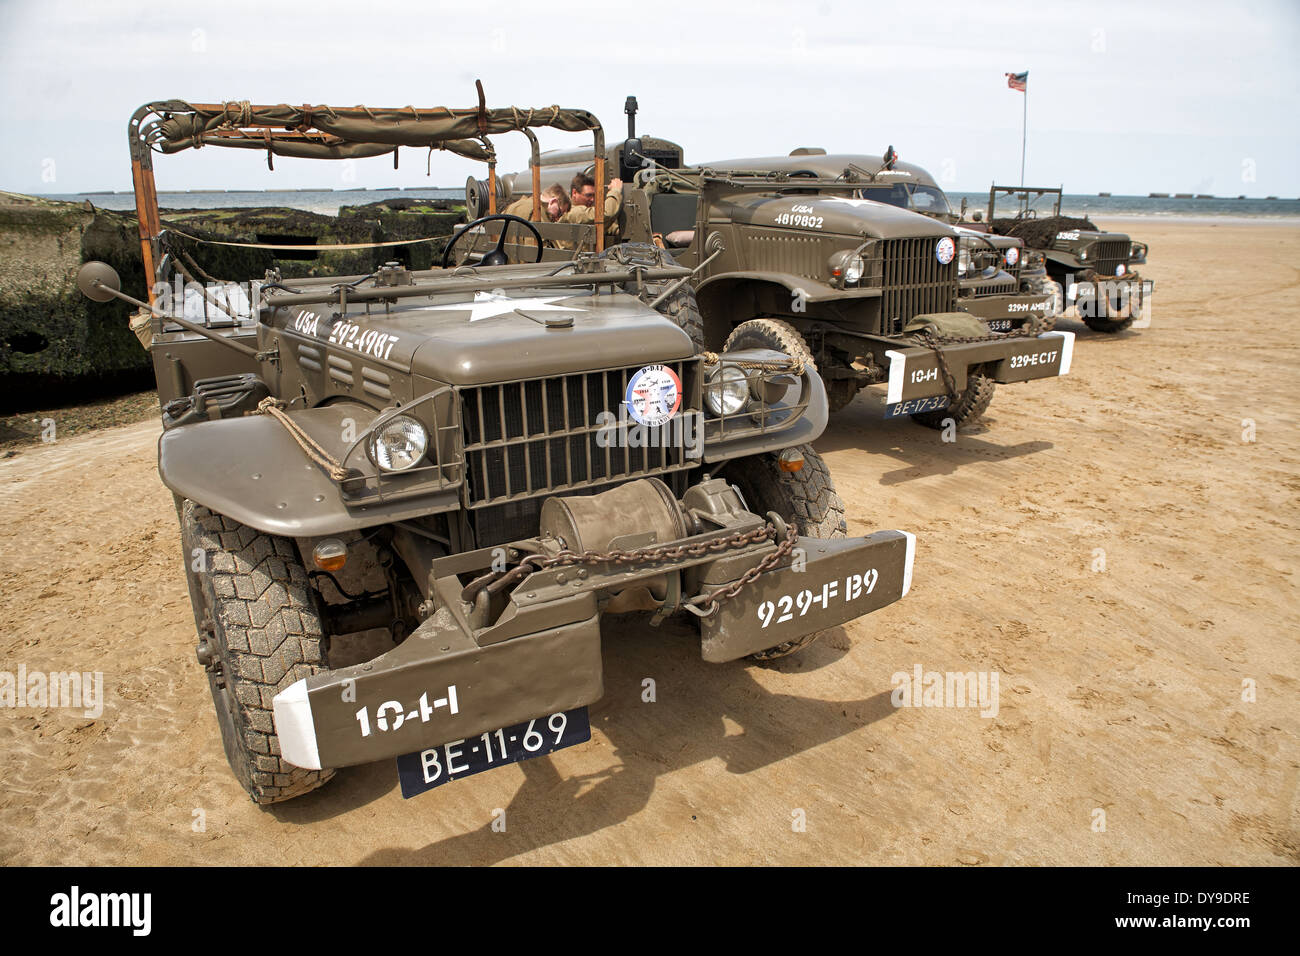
983,185,1151,333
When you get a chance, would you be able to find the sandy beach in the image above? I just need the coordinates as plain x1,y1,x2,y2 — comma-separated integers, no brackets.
0,218,1295,866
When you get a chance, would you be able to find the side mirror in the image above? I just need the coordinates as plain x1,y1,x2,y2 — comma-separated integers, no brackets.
77,261,121,302
960,197,968,218
621,136,645,181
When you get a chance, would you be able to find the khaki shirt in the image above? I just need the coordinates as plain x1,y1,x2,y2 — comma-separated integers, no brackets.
504,195,544,221
560,186,622,235
500,195,546,249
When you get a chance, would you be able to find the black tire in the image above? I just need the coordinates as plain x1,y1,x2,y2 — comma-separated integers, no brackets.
1080,271,1135,332
1083,314,1134,333
181,501,334,804
723,318,818,372
651,283,706,352
723,444,846,660
910,369,996,430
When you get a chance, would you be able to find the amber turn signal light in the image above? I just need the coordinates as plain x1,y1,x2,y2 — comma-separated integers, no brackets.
312,538,347,572
777,448,805,473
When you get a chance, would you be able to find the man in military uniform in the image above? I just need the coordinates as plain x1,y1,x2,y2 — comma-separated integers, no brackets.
503,183,570,223
561,172,623,237
498,184,570,250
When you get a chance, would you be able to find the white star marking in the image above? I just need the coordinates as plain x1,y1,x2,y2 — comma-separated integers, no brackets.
812,197,891,208
425,291,586,322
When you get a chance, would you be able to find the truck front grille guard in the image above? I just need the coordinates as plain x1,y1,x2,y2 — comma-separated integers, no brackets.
875,237,959,334
1090,238,1132,277
702,360,813,442
459,360,702,509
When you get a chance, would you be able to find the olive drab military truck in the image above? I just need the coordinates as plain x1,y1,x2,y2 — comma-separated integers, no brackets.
479,97,1074,426
696,148,1063,336
76,97,917,805
984,185,1151,333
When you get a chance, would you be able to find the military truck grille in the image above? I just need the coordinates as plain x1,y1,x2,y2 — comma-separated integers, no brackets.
460,360,700,508
1090,239,1131,277
878,238,959,334
972,274,1018,297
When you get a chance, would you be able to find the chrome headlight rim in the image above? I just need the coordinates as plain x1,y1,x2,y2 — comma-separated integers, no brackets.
366,413,429,472
705,365,750,417
828,248,869,288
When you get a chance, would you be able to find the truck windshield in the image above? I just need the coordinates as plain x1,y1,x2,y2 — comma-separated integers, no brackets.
990,189,1061,220
855,183,952,217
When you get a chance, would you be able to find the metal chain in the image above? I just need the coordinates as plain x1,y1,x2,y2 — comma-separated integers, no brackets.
460,521,793,611
912,314,1048,402
917,328,961,402
683,521,799,618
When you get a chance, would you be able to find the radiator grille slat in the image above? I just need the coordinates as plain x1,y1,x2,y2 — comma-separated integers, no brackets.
1091,239,1131,277
879,237,958,332
461,361,700,508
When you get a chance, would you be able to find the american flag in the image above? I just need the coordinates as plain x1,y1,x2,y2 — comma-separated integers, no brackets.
1006,71,1028,92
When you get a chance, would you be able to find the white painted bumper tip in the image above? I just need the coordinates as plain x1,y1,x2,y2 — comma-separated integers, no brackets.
891,530,916,598
884,349,907,404
1042,329,1076,375
272,678,322,771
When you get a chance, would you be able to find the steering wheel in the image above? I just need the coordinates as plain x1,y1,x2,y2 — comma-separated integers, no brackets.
442,214,544,268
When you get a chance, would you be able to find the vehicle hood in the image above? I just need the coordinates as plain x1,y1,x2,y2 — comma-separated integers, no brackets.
273,288,694,387
954,223,1020,249
718,194,955,240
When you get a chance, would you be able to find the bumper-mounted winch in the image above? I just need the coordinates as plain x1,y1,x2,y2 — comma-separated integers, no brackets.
273,477,914,770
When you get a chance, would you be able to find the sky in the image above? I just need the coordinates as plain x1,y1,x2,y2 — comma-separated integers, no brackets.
1,0,1296,198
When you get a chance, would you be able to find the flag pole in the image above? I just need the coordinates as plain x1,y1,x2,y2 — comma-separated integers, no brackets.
1020,83,1027,187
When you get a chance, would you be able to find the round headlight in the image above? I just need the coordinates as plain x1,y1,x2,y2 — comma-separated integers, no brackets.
844,255,865,285
1115,263,1126,277
368,415,428,472
705,366,749,416
957,247,972,276
1079,249,1088,261
1004,246,1020,267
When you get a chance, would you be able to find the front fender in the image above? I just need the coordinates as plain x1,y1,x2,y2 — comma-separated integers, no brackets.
158,402,460,536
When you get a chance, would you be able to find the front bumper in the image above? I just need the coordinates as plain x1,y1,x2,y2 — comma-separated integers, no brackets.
1068,273,1152,319
273,523,914,770
960,289,1059,333
883,330,1075,403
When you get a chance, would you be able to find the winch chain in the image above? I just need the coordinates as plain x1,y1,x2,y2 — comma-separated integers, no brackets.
913,314,1048,403
684,521,799,618
460,521,797,614
918,328,962,403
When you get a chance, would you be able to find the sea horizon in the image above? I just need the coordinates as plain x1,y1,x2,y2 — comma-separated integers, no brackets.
31,186,1300,221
